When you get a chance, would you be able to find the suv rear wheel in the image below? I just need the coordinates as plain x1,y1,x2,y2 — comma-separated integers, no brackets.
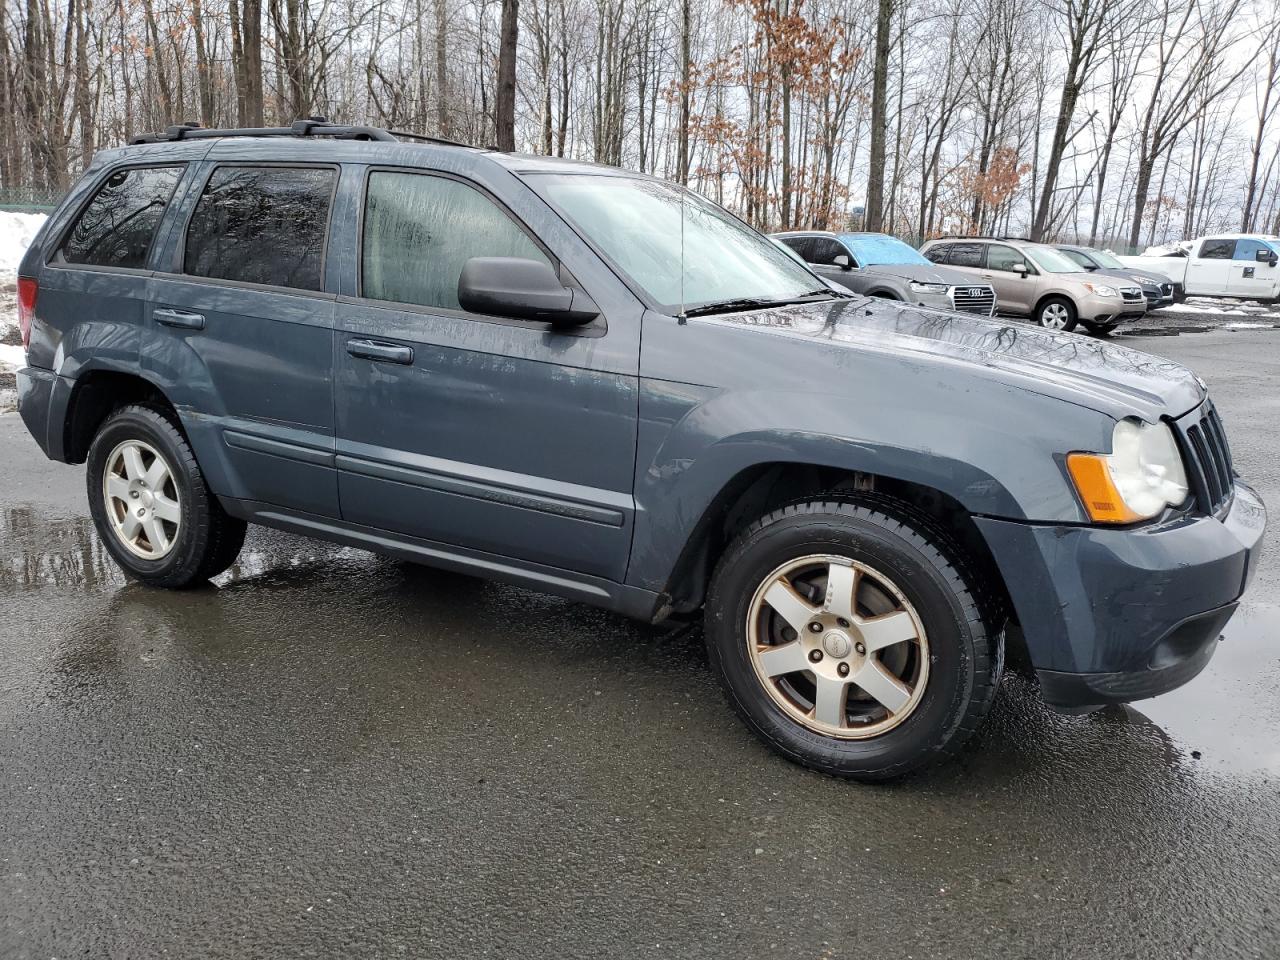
1036,297,1078,331
86,404,246,588
704,498,1003,780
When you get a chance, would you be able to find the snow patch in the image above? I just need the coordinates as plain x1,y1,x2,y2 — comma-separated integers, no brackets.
0,343,26,369
0,212,47,272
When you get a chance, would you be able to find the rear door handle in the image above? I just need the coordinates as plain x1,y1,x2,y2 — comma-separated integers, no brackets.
153,308,205,330
346,338,414,365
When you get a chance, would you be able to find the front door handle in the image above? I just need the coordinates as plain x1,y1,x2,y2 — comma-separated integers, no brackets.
154,308,205,330
346,338,414,365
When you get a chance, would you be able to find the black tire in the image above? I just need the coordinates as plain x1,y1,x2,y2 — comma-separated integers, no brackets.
1082,321,1119,336
86,403,246,588
1035,296,1078,331
704,498,1003,781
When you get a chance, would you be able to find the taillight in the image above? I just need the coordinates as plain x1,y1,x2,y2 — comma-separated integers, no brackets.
17,276,37,350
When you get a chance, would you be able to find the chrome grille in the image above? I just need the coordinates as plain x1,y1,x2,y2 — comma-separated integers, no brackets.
1178,402,1234,515
1120,286,1144,303
1160,282,1174,300
950,285,996,316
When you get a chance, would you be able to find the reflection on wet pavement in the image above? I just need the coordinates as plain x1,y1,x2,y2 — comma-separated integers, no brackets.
2,500,1279,958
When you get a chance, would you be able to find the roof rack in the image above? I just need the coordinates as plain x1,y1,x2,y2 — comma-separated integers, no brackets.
129,117,472,149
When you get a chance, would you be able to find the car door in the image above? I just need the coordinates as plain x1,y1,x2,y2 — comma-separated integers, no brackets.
1227,239,1280,300
144,162,341,518
332,166,639,582
982,243,1036,314
1188,238,1235,295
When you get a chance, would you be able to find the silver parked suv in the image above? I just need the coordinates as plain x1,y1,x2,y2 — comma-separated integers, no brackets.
919,237,1147,334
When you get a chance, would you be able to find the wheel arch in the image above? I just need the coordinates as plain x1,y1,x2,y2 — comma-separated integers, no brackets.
62,368,181,464
654,461,1020,663
1034,291,1077,319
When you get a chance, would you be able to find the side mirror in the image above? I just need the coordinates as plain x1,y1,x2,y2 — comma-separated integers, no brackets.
458,257,599,326
1256,249,1278,267
833,254,852,270
1011,263,1029,276
1083,263,1098,271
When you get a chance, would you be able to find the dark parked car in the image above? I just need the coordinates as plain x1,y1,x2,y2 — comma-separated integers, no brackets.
1056,244,1175,309
773,231,997,315
13,121,1266,780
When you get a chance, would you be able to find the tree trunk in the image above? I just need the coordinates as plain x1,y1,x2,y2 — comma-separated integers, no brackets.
494,0,518,150
434,0,449,136
676,0,690,184
863,0,892,231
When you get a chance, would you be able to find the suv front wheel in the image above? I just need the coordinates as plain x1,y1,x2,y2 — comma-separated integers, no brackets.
86,404,246,588
705,498,1003,780
1035,296,1078,331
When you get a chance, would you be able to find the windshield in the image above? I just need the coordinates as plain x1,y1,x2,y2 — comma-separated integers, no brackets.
1025,245,1086,274
1088,249,1125,269
531,174,822,311
841,234,930,266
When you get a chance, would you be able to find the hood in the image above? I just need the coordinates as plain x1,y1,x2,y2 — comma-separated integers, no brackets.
707,297,1205,419
1089,266,1169,288
860,262,978,286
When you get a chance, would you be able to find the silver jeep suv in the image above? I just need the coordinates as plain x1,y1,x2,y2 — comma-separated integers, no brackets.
919,237,1147,334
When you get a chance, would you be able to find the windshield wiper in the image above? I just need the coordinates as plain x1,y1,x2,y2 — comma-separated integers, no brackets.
682,291,838,318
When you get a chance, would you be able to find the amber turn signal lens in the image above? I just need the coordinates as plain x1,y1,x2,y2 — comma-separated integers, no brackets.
1066,453,1142,524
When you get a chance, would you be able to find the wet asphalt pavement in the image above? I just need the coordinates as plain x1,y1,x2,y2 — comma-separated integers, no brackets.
2,329,1279,959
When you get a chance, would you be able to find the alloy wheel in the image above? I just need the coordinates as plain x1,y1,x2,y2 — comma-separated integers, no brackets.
1040,303,1070,329
102,439,182,559
746,555,929,739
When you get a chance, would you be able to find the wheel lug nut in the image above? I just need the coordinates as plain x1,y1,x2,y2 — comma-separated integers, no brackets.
130,491,139,499
837,618,850,628
808,622,823,633
808,649,823,663
837,662,850,677
855,642,866,655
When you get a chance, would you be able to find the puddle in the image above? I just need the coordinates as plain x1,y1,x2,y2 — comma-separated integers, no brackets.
2,504,1277,781
1119,602,1280,778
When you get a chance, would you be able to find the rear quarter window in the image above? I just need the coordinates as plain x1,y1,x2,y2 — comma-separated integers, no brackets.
183,166,337,291
922,243,951,264
58,165,184,269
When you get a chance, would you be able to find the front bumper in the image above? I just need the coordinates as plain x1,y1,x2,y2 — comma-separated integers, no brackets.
976,480,1266,708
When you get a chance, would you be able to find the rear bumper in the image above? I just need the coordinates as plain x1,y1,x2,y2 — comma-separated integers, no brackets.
976,480,1266,708
16,366,62,459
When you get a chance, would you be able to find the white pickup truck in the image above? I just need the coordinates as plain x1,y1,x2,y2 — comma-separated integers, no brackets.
1118,234,1280,301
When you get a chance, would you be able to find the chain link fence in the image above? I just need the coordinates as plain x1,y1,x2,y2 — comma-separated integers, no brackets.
0,187,61,213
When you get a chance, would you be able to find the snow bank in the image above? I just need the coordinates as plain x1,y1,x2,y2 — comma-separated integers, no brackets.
0,211,47,272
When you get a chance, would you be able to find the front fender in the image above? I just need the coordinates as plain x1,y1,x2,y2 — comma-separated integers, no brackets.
626,377,1110,594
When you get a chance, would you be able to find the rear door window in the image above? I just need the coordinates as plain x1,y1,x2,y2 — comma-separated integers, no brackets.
948,243,985,268
58,165,184,269
778,236,814,261
183,166,337,291
1198,238,1235,260
361,170,549,311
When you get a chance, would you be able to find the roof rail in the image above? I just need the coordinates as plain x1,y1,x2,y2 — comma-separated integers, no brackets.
128,117,472,148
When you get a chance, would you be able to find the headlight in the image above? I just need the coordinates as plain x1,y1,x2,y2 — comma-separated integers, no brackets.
909,281,949,295
1067,419,1189,523
1083,282,1118,298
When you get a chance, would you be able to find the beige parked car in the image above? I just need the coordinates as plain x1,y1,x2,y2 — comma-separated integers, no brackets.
919,237,1147,334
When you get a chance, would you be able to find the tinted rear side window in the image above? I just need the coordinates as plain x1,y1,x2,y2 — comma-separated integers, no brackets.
778,236,813,261
361,171,548,311
948,243,985,268
1198,238,1234,260
59,165,183,269
184,166,336,291
922,243,951,264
